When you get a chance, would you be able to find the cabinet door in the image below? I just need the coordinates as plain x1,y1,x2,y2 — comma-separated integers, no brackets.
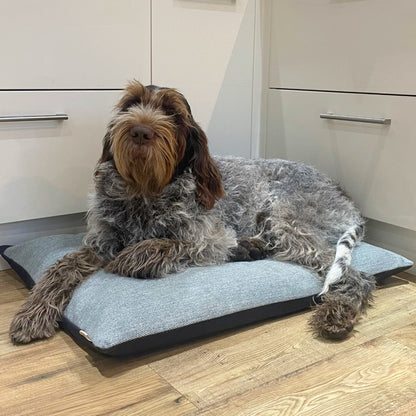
152,0,255,157
0,1,151,89
269,0,416,95
0,90,121,223
266,89,416,231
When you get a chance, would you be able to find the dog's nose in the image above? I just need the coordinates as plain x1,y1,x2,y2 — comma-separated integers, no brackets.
129,126,154,144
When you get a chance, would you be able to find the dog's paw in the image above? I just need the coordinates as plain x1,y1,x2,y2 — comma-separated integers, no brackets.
105,239,182,278
308,296,358,340
10,303,59,344
229,238,267,262
104,251,142,277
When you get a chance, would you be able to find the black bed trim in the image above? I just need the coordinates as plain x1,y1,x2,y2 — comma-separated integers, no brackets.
0,246,36,289
373,266,411,282
61,294,321,356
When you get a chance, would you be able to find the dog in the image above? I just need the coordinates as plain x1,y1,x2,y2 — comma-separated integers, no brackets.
10,80,375,344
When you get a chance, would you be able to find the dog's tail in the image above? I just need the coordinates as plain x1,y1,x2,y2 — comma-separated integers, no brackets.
319,223,365,295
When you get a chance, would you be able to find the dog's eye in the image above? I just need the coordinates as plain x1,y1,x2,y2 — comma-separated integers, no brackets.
163,107,181,120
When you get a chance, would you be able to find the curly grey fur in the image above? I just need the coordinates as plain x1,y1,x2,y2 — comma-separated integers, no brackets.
10,82,375,344
10,247,104,343
87,157,363,266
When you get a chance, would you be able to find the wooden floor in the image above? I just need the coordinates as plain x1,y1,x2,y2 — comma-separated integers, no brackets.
2,269,416,416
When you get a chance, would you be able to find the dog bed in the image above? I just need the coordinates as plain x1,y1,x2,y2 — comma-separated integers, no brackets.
0,233,413,356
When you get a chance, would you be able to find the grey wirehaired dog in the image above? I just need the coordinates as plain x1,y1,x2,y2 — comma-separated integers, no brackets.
10,80,375,344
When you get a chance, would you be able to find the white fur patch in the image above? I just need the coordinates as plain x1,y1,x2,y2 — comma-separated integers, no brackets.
335,243,352,263
320,263,343,295
319,228,357,295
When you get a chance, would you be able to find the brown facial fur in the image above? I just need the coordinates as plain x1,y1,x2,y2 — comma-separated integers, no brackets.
111,106,178,196
104,80,224,208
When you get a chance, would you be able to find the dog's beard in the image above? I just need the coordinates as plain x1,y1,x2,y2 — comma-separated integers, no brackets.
111,119,178,197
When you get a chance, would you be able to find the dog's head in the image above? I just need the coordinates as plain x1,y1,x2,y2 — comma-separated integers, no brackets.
100,80,224,210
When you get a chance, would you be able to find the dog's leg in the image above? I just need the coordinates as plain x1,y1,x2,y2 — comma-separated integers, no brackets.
264,225,335,276
105,238,191,278
260,218,375,340
308,223,376,339
10,247,105,344
105,234,235,278
271,229,371,339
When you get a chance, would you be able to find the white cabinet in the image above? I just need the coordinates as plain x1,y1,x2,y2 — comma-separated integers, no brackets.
0,90,121,223
266,89,416,231
152,0,255,157
0,1,151,89
0,1,151,225
269,0,416,95
266,1,416,237
0,1,258,226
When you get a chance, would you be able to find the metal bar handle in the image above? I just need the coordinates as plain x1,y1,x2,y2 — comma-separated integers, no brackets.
0,114,68,123
320,113,391,125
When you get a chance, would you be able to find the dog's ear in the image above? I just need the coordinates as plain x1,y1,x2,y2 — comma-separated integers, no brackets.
99,127,113,163
187,121,225,210
116,80,147,112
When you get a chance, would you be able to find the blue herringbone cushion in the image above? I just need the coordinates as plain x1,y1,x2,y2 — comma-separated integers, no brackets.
1,234,412,355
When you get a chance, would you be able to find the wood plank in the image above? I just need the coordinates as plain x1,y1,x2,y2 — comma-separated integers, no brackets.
387,323,416,352
0,300,27,355
0,269,27,305
2,365,196,415
0,269,25,291
0,270,197,415
150,283,416,409
397,271,416,285
384,399,416,416
195,337,416,416
0,333,197,416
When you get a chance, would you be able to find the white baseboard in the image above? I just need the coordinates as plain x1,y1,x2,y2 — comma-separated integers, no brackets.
0,213,87,270
365,218,416,275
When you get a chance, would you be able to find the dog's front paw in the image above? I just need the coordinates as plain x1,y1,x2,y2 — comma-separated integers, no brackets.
104,239,166,278
104,251,141,277
105,239,187,278
10,302,59,344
